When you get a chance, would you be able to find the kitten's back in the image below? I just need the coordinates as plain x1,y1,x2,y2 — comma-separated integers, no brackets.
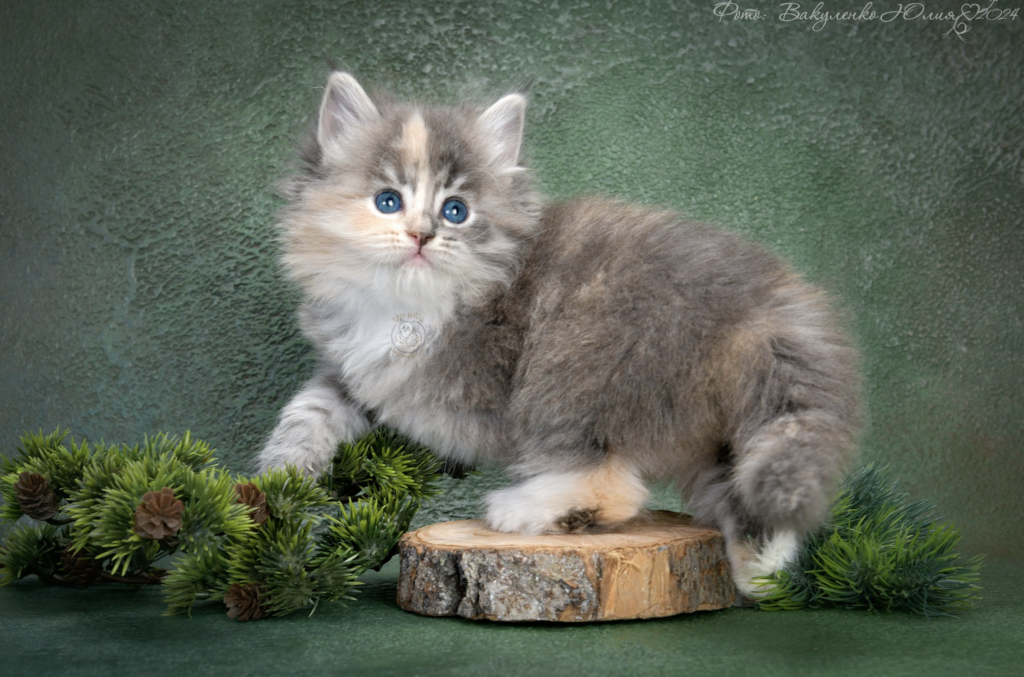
503,197,859,501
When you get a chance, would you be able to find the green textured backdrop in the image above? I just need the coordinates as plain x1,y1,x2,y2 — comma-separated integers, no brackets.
1,1,1021,558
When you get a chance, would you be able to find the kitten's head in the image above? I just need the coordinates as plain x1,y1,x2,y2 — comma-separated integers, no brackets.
279,72,540,309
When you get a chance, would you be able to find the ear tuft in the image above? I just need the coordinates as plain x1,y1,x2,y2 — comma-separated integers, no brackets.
317,72,379,150
479,94,527,169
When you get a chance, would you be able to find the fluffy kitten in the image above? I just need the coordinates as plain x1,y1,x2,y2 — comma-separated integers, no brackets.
258,72,861,597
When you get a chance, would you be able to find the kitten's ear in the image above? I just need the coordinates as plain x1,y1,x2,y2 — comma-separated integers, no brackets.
479,94,527,169
317,72,379,151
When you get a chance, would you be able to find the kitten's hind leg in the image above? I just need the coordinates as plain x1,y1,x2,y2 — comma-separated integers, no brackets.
258,371,370,475
726,529,801,600
688,470,801,599
484,454,649,535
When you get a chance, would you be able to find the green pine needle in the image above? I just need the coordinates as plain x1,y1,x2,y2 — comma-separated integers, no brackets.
245,466,332,523
0,523,64,584
176,470,253,557
322,496,420,571
1,428,82,523
162,549,232,615
1,428,69,476
322,428,444,503
227,518,320,616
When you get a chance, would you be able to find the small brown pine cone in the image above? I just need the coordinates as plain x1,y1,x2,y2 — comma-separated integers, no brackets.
224,582,268,621
234,482,269,525
133,487,184,540
13,471,60,521
60,545,102,587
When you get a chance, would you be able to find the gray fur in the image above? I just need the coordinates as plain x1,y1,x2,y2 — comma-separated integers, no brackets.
259,73,862,595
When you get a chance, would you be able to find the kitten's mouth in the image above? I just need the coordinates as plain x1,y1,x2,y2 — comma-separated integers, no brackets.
404,233,435,268
407,249,431,267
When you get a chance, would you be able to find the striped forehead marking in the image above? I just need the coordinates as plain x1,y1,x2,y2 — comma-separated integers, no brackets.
401,112,430,172
399,111,432,217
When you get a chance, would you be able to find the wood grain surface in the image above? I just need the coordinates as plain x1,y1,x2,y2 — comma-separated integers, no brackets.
397,511,735,622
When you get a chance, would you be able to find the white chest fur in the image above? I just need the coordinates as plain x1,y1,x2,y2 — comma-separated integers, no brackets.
301,296,452,410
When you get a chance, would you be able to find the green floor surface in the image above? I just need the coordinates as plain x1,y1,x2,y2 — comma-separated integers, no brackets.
2,559,1020,677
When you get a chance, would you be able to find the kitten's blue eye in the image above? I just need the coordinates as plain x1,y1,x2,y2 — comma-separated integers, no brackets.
375,190,402,214
442,199,468,224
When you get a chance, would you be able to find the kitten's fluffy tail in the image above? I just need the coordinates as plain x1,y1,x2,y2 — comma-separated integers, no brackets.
728,285,862,534
732,409,855,533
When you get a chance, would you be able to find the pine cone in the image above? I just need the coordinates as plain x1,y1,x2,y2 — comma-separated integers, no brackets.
133,487,184,540
234,482,269,525
224,582,268,621
60,545,102,587
13,471,60,521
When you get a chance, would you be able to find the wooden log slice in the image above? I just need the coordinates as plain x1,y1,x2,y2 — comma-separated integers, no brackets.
397,511,735,622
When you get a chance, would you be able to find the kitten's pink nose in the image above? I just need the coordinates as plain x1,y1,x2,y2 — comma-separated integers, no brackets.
408,232,433,248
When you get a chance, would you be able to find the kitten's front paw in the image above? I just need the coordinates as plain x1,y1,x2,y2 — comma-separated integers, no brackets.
484,484,562,535
258,441,331,477
483,460,648,535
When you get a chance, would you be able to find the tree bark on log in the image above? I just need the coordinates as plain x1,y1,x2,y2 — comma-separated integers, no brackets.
397,511,735,622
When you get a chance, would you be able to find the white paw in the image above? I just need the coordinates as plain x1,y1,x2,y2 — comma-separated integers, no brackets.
484,481,563,535
258,442,330,476
258,374,370,476
731,529,801,598
483,459,648,535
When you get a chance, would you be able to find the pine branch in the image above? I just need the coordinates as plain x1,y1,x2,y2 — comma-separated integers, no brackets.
1,425,443,620
755,464,983,616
